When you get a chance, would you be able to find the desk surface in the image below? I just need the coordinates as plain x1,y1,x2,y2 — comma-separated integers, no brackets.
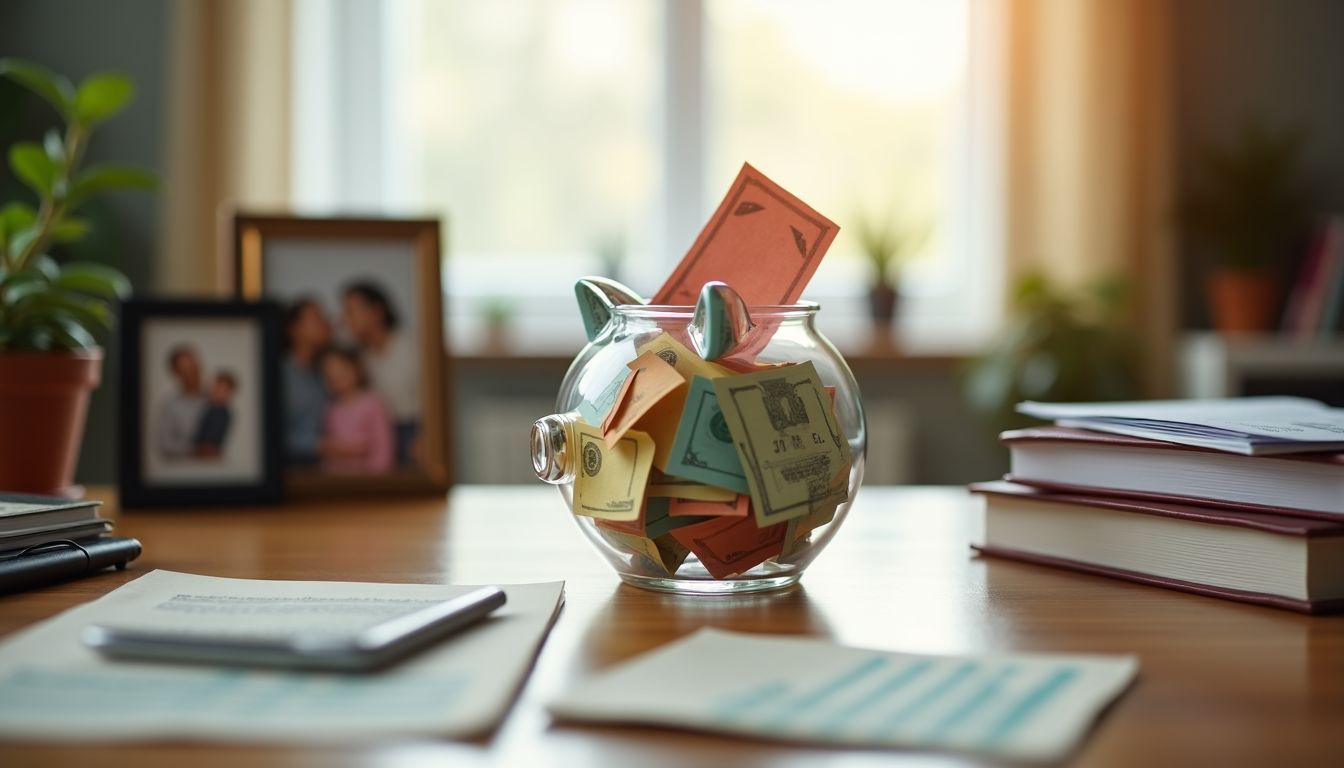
1,486,1341,767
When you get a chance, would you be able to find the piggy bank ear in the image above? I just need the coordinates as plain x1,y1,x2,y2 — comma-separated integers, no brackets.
690,281,754,361
574,277,646,342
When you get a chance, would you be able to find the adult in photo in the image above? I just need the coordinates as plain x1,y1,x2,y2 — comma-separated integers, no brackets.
342,281,421,466
283,297,334,466
157,345,206,460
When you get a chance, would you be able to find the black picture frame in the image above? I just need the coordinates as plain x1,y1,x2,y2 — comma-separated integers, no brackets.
117,299,284,507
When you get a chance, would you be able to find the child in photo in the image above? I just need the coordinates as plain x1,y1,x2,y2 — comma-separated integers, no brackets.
318,346,394,474
192,370,237,458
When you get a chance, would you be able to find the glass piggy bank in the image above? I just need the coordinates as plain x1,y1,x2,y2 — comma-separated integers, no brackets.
531,281,866,594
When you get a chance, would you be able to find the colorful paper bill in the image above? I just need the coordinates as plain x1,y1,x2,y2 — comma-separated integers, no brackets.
782,497,839,557
636,333,729,382
598,496,709,539
713,361,851,527
602,351,686,447
652,163,839,307
646,468,738,502
666,376,751,494
668,495,751,518
670,514,787,580
572,423,655,521
633,334,730,470
598,529,690,576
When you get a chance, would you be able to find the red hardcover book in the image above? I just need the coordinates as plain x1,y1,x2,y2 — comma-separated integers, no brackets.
970,481,1344,614
1001,426,1344,519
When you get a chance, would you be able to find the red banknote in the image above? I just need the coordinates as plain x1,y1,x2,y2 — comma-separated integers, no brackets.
652,163,839,306
671,514,786,580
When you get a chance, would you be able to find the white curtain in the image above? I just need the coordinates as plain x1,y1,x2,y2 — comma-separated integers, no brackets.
1004,0,1178,394
159,0,294,293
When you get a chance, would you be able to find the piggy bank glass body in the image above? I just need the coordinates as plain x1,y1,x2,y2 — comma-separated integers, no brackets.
531,302,866,594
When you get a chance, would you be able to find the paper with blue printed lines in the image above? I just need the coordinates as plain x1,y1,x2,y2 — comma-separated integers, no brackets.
550,628,1136,761
0,570,564,742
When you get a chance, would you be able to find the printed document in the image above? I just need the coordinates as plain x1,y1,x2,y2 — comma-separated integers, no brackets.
550,628,1136,761
0,570,564,742
1018,397,1344,455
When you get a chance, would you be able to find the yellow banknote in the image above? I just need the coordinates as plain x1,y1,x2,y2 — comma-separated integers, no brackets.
573,423,655,521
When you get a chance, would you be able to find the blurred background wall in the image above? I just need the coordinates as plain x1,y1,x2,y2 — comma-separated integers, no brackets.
4,0,1343,487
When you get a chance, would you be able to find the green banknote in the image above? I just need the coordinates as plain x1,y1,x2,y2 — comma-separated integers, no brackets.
713,361,851,527
665,376,751,494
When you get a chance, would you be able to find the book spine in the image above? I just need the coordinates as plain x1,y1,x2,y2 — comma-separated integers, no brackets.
1297,219,1342,341
1319,216,1344,338
972,544,1341,614
1283,221,1328,334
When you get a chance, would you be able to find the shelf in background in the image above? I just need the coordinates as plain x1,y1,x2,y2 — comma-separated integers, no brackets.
1180,332,1344,406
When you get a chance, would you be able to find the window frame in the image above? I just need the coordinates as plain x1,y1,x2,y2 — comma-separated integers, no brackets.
290,0,1005,354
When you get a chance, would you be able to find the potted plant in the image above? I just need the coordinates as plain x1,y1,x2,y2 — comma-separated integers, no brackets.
481,296,515,352
0,58,154,496
963,272,1139,436
854,212,926,329
1181,120,1310,334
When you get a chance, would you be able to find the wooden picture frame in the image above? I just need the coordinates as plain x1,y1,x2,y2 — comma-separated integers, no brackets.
231,214,451,495
118,300,285,507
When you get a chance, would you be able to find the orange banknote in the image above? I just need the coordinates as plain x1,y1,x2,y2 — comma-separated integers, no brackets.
652,163,839,307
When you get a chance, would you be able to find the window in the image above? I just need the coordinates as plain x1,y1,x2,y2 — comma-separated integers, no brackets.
292,0,1002,352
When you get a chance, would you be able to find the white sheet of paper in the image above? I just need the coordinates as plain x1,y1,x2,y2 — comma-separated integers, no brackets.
1018,397,1344,454
0,570,564,742
549,628,1136,762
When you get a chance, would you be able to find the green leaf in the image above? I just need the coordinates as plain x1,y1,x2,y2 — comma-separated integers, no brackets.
6,287,111,350
0,58,76,118
47,315,98,350
48,216,92,244
0,271,50,307
9,142,57,197
0,202,36,244
31,254,60,281
73,72,134,124
8,226,40,261
12,288,113,339
45,288,113,333
66,165,156,209
54,261,131,299
42,128,65,165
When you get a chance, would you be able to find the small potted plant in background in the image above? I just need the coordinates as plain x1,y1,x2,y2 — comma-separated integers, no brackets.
1181,119,1311,335
854,211,927,331
0,58,155,496
480,297,515,352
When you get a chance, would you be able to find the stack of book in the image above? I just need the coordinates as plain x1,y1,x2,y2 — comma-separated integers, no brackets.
0,494,140,592
970,397,1344,613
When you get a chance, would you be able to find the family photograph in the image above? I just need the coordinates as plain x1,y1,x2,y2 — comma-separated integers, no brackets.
283,280,423,475
155,345,238,460
140,315,264,487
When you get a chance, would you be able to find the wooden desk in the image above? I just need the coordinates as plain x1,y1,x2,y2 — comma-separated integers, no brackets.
2,487,1342,767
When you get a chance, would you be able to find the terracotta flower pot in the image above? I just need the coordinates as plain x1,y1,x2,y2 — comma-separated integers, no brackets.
868,282,899,326
0,350,103,497
1206,270,1278,335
